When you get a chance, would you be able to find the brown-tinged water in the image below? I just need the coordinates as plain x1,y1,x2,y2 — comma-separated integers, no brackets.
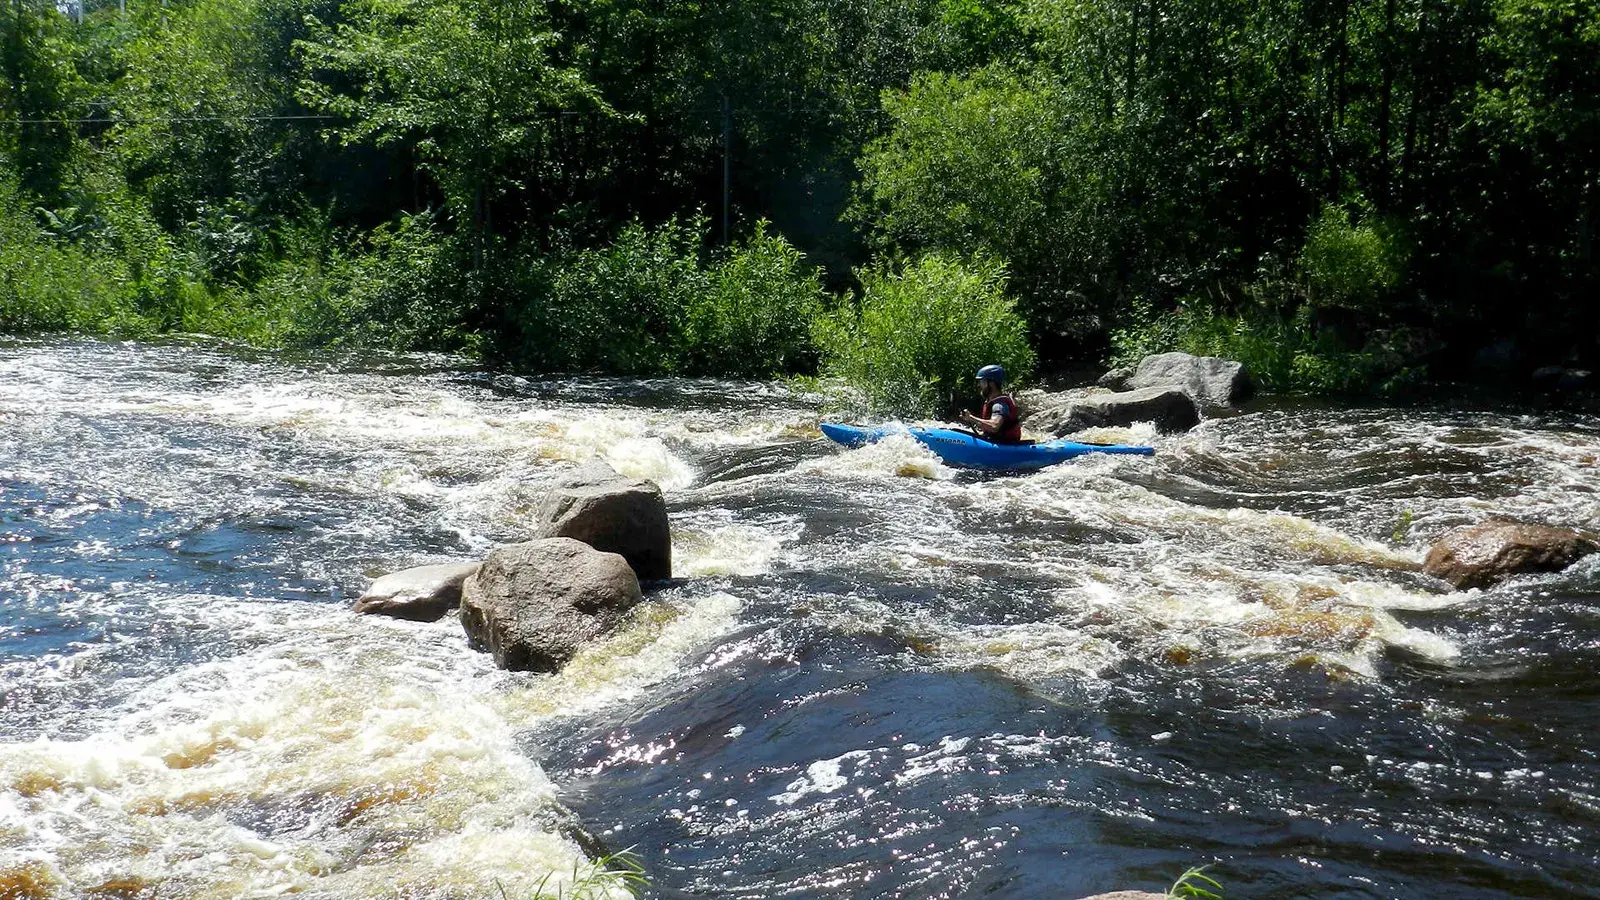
1,337,1597,898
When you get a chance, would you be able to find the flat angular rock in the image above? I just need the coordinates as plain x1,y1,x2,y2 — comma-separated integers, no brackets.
1029,386,1201,435
459,538,643,673
1424,522,1598,590
536,461,672,581
1127,351,1253,408
353,562,480,622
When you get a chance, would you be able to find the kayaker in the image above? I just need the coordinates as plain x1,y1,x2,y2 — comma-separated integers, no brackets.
959,364,1023,444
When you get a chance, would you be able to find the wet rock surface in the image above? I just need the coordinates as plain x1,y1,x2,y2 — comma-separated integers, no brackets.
535,461,672,580
353,561,479,621
1029,386,1202,435
1126,351,1253,408
1424,522,1599,590
459,538,643,672
1075,893,1166,900
1097,366,1134,390
1531,366,1593,393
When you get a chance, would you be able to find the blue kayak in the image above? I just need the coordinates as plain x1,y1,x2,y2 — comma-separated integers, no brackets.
820,422,1154,471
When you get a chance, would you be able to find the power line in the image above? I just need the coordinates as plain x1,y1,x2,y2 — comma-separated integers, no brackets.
0,101,869,129
0,114,341,124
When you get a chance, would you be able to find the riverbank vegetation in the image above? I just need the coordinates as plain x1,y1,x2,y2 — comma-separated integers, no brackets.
813,253,1035,416
2,0,1596,405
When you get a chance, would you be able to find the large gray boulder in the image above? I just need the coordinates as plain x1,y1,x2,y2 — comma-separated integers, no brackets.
460,538,643,672
535,461,672,581
1028,386,1201,435
1424,522,1598,590
1126,352,1253,408
353,562,479,622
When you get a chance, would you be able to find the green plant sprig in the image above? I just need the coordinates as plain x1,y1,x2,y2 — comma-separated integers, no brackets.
1167,864,1224,899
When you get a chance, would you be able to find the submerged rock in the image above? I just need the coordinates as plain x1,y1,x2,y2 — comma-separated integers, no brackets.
1126,351,1253,408
1423,522,1599,590
459,538,643,672
353,562,479,622
536,461,672,581
1029,386,1201,435
1075,893,1165,900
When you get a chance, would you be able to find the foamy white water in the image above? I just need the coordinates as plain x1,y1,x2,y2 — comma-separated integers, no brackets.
4,338,1599,898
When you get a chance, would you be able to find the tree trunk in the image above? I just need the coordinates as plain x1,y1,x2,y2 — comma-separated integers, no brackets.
1400,0,1427,205
1377,0,1396,203
473,179,485,271
1125,0,1139,107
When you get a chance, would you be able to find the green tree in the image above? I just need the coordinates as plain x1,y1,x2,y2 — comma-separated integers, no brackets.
109,0,283,233
1,0,88,200
297,0,604,259
855,66,1119,355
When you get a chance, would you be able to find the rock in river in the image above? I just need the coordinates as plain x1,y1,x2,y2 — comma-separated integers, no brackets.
1424,522,1599,590
459,538,643,672
536,461,672,581
1097,366,1135,390
1029,386,1202,435
1126,351,1254,408
353,562,480,622
1075,893,1166,900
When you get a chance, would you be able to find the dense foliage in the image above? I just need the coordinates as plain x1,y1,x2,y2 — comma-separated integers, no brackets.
503,217,824,376
815,253,1036,417
2,0,1596,402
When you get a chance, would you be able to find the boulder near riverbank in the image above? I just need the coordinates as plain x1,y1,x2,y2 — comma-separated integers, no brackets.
1027,385,1202,435
1024,351,1251,437
1101,351,1255,409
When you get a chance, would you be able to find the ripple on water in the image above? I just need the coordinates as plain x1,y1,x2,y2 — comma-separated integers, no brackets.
0,604,615,899
4,339,1600,898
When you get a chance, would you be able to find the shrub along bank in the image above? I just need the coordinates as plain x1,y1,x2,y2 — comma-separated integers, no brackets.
5,149,1027,417
4,0,1596,404
812,253,1035,418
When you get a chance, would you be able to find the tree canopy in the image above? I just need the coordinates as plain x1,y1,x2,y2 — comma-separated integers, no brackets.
2,0,1596,389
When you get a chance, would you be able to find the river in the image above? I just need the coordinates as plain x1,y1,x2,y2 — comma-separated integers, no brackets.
1,337,1597,899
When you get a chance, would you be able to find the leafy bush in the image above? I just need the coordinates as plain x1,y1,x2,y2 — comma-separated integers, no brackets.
813,253,1035,418
1298,203,1407,311
68,162,220,333
308,211,472,351
0,171,144,333
511,218,706,374
684,221,824,376
503,217,822,376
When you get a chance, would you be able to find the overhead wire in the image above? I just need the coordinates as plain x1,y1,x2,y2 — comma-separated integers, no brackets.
0,114,341,124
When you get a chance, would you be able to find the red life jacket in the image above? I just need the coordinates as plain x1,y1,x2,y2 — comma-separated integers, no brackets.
982,393,1023,444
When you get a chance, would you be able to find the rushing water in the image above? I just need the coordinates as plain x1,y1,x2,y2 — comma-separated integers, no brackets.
1,337,1597,899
